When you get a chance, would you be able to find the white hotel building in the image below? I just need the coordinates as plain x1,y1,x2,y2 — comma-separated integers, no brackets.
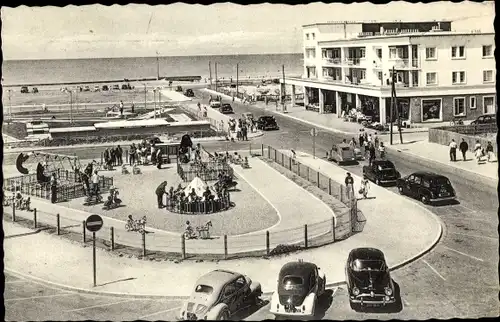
282,20,496,124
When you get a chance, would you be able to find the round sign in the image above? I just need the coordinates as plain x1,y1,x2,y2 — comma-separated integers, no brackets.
86,214,104,232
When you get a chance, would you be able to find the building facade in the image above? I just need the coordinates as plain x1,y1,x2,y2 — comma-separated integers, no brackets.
283,20,496,124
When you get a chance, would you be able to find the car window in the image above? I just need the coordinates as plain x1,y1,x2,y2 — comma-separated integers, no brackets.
282,276,303,290
408,175,415,183
422,178,430,188
341,147,351,151
223,282,238,297
353,259,384,271
235,277,246,288
195,285,213,294
414,176,422,185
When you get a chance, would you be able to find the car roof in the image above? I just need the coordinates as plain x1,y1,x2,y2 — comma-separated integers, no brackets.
259,115,274,119
196,269,239,291
411,171,447,179
372,160,395,167
349,247,385,260
279,261,316,279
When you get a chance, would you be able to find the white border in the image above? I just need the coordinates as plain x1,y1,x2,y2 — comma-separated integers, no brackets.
451,45,466,59
425,72,438,86
453,96,466,117
425,47,437,60
482,70,494,83
421,97,443,122
482,95,496,115
452,71,466,85
482,45,493,58
470,96,476,110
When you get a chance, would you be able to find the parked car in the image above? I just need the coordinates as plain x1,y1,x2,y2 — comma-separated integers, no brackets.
362,160,400,185
121,83,132,90
102,85,109,91
329,143,357,165
21,86,29,93
83,86,91,92
270,259,326,318
345,248,396,310
32,87,39,93
220,103,234,114
93,85,101,92
242,112,254,121
178,269,262,321
210,99,222,108
184,89,195,97
471,114,496,125
256,115,279,131
396,171,456,204
176,85,183,92
112,84,120,91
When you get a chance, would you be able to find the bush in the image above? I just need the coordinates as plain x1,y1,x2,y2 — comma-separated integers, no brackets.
269,244,302,256
3,122,28,139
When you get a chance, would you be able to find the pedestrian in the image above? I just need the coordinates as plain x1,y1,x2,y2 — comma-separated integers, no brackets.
203,106,207,118
378,142,386,159
50,173,57,203
373,132,379,148
236,121,242,141
459,138,468,161
474,140,483,164
449,139,457,162
91,170,101,199
156,148,163,169
359,132,364,148
486,141,496,162
363,139,369,158
131,102,135,114
110,147,116,166
369,143,376,166
116,145,123,165
129,143,136,166
359,178,370,199
119,100,124,115
349,137,357,148
242,124,248,141
155,181,168,208
367,134,373,145
151,144,157,165
344,172,354,198
103,148,110,169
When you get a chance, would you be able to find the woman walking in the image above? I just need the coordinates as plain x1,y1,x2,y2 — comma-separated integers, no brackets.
359,178,370,199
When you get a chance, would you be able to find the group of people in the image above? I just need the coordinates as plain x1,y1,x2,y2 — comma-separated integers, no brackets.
103,145,124,169
341,130,384,166
345,172,371,200
227,117,255,141
128,141,164,169
449,139,496,164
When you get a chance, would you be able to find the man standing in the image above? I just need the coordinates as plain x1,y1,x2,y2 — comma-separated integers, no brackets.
449,139,458,162
50,173,58,203
131,102,135,114
91,170,101,201
155,181,168,208
369,143,376,166
459,138,468,161
119,100,124,115
116,145,123,165
156,148,163,169
345,172,354,198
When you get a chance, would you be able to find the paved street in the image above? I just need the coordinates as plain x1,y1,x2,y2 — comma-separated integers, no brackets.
3,88,498,319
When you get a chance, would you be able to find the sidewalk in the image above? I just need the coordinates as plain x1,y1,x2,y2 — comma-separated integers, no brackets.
202,88,496,183
3,150,442,298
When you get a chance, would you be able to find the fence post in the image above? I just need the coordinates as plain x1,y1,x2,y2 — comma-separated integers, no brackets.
298,163,300,176
224,235,228,260
56,214,60,235
289,157,292,170
12,203,16,222
33,208,37,228
328,178,332,195
281,153,284,166
181,234,186,260
266,231,270,256
306,166,310,181
261,144,264,157
110,227,115,251
267,146,270,159
274,149,277,162
142,232,146,257
101,152,103,165
317,172,320,188
83,220,86,243
332,216,336,241
304,224,308,249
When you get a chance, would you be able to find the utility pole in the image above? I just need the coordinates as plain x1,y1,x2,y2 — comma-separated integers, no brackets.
392,67,403,144
153,88,157,119
156,51,160,80
236,63,239,98
8,89,12,121
282,64,287,113
209,61,213,88
143,84,147,111
389,68,394,145
215,62,218,92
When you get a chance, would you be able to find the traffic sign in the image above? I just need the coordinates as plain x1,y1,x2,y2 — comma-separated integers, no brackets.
86,214,103,232
310,128,318,137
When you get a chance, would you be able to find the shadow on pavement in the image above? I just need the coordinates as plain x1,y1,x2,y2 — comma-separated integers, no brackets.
96,277,136,287
233,299,270,320
314,289,335,320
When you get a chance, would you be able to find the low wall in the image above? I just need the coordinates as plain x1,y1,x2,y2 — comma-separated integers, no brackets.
429,128,497,153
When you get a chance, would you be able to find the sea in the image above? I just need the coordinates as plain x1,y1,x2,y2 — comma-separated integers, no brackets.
2,53,303,86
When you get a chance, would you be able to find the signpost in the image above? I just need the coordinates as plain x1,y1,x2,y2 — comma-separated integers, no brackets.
86,214,104,287
310,128,318,159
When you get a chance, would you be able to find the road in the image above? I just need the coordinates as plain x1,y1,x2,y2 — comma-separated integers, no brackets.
4,89,498,319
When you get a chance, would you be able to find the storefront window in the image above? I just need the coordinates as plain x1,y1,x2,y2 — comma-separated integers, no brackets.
422,99,442,121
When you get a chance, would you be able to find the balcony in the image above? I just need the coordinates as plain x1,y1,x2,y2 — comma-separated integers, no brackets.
343,58,364,66
322,57,342,66
390,58,419,69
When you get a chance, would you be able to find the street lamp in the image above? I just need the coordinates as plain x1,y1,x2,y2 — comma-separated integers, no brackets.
142,83,147,111
63,88,74,125
7,89,12,122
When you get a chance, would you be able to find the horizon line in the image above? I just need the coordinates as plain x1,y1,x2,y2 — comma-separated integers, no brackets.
4,52,304,62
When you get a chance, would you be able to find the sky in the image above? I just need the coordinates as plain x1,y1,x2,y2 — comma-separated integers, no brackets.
1,1,495,60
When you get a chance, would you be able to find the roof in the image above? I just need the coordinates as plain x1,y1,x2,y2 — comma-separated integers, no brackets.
196,270,239,290
350,247,385,260
411,171,447,179
279,261,316,279
372,160,395,167
303,20,452,28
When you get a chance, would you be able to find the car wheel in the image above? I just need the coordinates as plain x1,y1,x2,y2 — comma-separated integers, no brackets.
420,194,429,204
398,186,404,195
375,178,381,185
218,309,230,320
349,301,361,311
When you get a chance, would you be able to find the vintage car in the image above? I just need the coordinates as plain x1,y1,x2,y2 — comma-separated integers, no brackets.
178,269,262,321
184,88,195,97
220,103,234,114
20,86,29,93
176,85,183,92
270,260,326,318
471,114,496,125
32,87,39,93
396,171,456,205
256,115,279,131
102,85,109,91
242,112,254,121
210,99,222,108
112,84,120,91
93,85,101,92
362,160,400,185
329,143,357,165
121,83,132,90
345,247,395,310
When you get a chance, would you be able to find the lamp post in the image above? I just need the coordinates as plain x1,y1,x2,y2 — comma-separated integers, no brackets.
156,51,160,80
8,89,12,121
63,88,74,125
153,88,157,119
143,83,147,111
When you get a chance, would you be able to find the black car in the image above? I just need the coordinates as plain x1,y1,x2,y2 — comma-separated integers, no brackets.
121,83,132,90
32,87,39,93
256,116,279,131
184,89,194,97
270,260,326,318
362,160,400,185
471,114,496,125
396,171,456,204
345,248,395,310
175,85,183,92
102,85,109,91
220,103,234,114
21,86,29,93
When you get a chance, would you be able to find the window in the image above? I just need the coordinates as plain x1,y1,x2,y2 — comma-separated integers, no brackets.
482,45,493,57
425,47,437,60
360,48,366,58
452,71,466,84
305,33,309,40
483,70,494,83
426,72,437,85
421,98,442,121
451,46,465,58
483,96,496,114
422,179,430,188
414,176,422,185
453,97,466,116
311,33,315,40
376,48,382,59
470,96,476,109
389,47,397,59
